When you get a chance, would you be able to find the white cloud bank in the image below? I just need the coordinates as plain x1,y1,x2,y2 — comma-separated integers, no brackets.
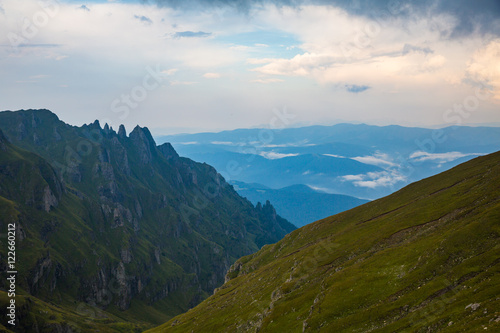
409,151,484,163
0,1,498,132
259,151,299,159
351,152,396,167
341,171,406,189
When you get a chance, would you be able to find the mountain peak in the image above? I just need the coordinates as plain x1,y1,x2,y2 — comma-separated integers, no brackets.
90,119,101,129
118,124,127,138
130,125,156,144
158,142,179,161
129,125,157,164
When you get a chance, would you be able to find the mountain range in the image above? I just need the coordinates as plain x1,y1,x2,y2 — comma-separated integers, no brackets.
157,124,500,228
0,109,295,331
0,109,498,332
157,124,500,199
150,150,500,332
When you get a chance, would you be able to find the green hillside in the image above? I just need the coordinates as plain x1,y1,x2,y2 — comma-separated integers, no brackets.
0,109,295,331
149,151,500,332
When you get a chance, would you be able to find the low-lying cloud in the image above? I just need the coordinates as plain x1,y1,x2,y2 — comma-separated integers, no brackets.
260,151,300,159
341,170,406,189
351,153,396,167
409,151,484,163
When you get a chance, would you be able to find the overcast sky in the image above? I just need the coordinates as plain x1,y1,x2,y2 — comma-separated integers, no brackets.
1,0,499,134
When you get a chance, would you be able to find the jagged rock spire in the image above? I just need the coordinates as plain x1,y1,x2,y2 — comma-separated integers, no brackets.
118,124,127,138
129,125,157,164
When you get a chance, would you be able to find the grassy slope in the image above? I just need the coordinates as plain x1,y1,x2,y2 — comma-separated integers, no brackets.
0,290,151,333
149,151,500,332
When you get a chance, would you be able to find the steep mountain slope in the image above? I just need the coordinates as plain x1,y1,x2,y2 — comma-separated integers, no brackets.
232,181,369,227
0,109,295,330
0,128,147,331
150,151,500,332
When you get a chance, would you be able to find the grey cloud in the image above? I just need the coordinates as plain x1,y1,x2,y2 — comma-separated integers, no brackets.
0,5,5,15
172,31,212,38
134,15,153,24
151,0,500,37
431,0,500,38
332,0,500,38
402,44,433,55
345,84,370,93
78,5,90,11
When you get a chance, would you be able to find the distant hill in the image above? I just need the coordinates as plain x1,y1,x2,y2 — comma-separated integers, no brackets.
158,124,500,154
183,150,382,191
157,124,500,199
231,181,369,227
149,151,500,332
0,109,295,331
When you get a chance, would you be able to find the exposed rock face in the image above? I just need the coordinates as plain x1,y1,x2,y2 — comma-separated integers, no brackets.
0,109,296,324
0,128,6,150
30,253,52,294
53,126,62,141
158,142,179,161
42,185,58,212
121,247,133,264
110,137,131,175
17,121,27,140
129,125,157,164
118,124,127,138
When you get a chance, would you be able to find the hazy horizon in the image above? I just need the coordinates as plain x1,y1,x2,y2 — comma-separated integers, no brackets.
1,0,499,134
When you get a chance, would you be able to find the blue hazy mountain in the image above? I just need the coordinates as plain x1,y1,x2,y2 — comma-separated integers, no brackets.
157,124,500,201
180,151,382,190
158,124,500,154
230,181,369,227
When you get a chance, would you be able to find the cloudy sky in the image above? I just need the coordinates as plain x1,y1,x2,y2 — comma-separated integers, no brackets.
1,0,499,134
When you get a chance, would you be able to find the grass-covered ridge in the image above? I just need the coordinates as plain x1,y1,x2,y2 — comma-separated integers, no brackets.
149,151,500,332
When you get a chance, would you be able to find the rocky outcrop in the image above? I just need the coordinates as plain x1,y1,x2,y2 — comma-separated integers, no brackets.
110,136,131,175
118,124,127,138
30,253,52,294
129,126,157,164
121,247,133,264
158,142,179,161
42,185,58,212
0,128,7,150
